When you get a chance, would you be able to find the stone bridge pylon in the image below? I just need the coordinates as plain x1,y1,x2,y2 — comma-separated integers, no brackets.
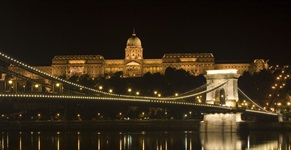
204,69,240,107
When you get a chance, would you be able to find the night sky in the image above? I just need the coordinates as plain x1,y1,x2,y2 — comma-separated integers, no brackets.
0,0,290,66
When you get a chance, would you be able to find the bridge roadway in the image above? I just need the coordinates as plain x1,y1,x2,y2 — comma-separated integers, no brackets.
0,93,285,133
0,93,279,116
0,93,235,113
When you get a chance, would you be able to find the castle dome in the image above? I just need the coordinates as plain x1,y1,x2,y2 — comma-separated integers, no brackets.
126,33,142,48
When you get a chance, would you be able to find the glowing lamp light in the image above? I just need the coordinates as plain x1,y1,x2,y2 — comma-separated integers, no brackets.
225,102,231,107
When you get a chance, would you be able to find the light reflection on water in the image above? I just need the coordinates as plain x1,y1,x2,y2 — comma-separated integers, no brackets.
0,130,289,150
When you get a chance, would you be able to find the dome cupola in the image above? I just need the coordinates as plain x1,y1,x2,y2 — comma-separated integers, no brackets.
125,29,143,60
126,30,142,48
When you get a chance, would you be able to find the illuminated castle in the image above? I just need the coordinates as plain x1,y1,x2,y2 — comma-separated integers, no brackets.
9,31,268,79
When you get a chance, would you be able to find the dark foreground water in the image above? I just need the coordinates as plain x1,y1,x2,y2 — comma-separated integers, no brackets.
0,130,290,150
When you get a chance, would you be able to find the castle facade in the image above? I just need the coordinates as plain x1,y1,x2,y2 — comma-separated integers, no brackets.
9,32,268,80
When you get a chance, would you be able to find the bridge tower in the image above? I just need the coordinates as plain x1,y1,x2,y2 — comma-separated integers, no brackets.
204,69,240,107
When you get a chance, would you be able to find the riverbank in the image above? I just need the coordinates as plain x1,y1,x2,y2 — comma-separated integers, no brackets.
1,120,291,132
0,120,201,132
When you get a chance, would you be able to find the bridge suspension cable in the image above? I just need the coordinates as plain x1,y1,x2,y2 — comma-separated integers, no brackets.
238,88,269,112
0,51,118,96
0,51,227,102
171,81,212,97
124,80,228,101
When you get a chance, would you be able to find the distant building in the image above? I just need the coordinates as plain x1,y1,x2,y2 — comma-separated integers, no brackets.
8,31,268,80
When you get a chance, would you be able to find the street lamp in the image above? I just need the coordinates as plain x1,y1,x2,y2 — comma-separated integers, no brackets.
56,113,60,120
77,114,81,121
98,86,103,90
18,114,22,122
165,111,167,119
8,80,13,92
37,113,41,120
154,91,158,95
53,83,62,93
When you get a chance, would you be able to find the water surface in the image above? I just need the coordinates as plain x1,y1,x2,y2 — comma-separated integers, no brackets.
0,130,288,150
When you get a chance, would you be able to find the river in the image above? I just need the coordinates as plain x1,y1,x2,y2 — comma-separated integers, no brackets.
0,130,289,150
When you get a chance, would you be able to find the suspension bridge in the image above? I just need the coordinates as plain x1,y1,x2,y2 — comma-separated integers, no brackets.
0,51,281,132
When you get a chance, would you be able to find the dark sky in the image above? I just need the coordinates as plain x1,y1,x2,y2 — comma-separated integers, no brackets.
0,0,290,66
